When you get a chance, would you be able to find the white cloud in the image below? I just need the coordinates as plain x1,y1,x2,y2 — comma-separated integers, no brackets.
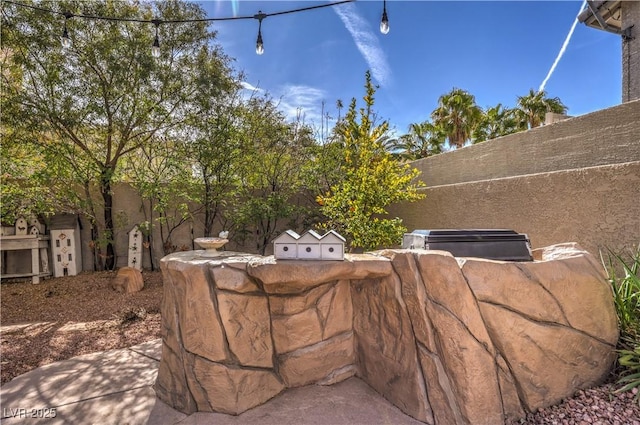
333,3,391,87
240,81,263,92
277,84,326,124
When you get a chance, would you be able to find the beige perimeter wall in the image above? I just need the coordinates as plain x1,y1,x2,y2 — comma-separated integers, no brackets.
389,100,640,257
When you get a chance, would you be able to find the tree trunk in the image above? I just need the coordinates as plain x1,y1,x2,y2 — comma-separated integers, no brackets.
100,169,116,270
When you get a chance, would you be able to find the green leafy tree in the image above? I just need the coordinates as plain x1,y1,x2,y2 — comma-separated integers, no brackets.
317,71,425,251
472,103,519,143
2,0,230,269
515,89,567,130
187,78,243,238
431,88,483,149
232,95,317,255
120,135,199,267
389,121,446,160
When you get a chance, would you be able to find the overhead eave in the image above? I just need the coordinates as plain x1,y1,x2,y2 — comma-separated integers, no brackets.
578,0,627,36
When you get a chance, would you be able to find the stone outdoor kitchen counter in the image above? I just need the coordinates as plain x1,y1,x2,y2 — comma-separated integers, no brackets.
154,243,619,425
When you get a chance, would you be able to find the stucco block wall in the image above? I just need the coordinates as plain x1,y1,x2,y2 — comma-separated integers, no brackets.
390,161,640,256
412,100,640,187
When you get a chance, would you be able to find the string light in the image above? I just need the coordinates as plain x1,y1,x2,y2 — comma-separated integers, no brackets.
151,19,161,58
4,0,366,56
380,0,390,35
61,11,73,48
255,12,266,55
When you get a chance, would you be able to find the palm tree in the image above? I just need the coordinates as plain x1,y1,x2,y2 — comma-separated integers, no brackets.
431,88,483,148
336,99,344,122
515,89,567,130
473,103,519,143
388,121,446,160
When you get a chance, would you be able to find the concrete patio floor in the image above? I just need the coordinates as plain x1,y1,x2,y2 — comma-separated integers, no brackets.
0,339,423,425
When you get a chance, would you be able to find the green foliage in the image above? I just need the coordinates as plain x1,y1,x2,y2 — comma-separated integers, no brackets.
431,88,483,148
388,121,445,160
231,95,317,254
617,342,640,401
472,103,520,143
603,246,640,400
515,89,567,130
604,246,640,340
2,0,234,269
318,71,425,251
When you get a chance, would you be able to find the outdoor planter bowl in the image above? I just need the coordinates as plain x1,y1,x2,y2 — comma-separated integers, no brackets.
194,237,229,257
154,243,618,424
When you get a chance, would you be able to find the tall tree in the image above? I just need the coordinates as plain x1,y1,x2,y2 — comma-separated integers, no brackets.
472,103,519,143
317,71,425,251
232,95,316,255
389,121,446,160
431,88,483,148
515,89,567,130
2,0,232,269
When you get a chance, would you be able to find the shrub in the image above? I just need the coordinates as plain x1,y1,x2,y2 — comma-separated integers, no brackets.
603,245,640,400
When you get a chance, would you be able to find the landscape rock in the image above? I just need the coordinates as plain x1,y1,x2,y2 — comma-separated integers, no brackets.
110,267,144,293
155,244,618,424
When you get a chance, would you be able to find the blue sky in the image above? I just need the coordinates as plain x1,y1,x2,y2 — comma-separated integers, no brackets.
199,1,621,137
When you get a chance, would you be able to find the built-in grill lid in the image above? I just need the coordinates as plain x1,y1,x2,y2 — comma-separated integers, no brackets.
403,229,533,261
410,229,529,242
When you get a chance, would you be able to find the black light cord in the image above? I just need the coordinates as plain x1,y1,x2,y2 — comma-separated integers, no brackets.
2,0,355,24
2,0,358,55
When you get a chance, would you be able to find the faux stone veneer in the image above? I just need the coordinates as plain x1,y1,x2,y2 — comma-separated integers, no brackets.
154,243,619,424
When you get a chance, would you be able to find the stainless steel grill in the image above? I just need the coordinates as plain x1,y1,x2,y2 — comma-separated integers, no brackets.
402,229,533,261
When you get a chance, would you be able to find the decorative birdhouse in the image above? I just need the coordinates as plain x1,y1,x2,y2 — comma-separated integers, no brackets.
297,230,323,259
273,229,345,261
49,214,83,277
273,230,299,259
128,225,143,270
14,217,28,236
28,216,45,234
320,230,346,260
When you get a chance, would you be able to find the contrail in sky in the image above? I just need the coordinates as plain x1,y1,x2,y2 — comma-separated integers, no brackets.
538,0,587,93
333,3,391,87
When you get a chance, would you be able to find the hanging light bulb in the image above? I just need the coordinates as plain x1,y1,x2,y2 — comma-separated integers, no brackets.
380,0,389,34
61,12,73,48
254,12,266,55
256,30,264,55
151,20,161,58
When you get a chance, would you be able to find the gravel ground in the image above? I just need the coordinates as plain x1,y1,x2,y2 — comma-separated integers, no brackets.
0,270,162,384
508,384,640,424
1,270,640,424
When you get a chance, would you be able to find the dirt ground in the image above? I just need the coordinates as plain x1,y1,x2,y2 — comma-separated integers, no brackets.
0,270,163,384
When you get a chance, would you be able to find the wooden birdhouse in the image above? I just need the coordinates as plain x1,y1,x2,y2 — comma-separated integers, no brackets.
49,214,83,277
273,230,299,259
320,230,346,260
128,225,143,270
28,216,45,234
273,229,346,261
296,230,324,260
14,217,28,236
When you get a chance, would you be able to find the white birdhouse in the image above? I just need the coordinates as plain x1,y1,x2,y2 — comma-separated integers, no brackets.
273,229,346,261
128,225,143,270
297,230,323,259
320,230,346,260
49,214,83,277
273,230,299,259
